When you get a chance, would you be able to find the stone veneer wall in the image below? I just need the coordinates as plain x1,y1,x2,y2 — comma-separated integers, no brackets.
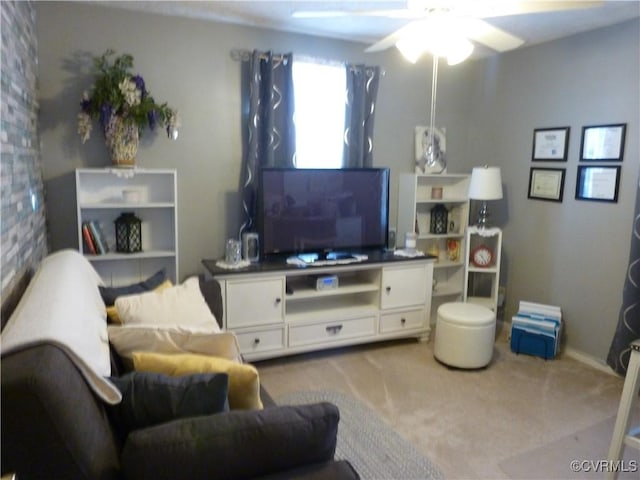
1,0,47,323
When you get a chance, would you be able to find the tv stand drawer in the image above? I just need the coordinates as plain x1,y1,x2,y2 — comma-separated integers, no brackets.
379,309,425,334
289,315,376,348
235,326,285,354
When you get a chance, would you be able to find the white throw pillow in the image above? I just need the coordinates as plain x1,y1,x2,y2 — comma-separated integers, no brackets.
115,277,219,330
108,324,242,364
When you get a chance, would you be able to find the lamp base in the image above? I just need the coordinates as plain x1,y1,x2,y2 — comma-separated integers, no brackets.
476,201,491,229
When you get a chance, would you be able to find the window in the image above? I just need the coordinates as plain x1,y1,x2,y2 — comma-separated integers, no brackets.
292,60,346,169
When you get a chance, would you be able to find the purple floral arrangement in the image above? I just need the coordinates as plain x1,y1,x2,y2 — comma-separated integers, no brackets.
78,49,179,144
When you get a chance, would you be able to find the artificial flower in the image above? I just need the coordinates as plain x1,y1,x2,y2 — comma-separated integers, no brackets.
78,49,178,144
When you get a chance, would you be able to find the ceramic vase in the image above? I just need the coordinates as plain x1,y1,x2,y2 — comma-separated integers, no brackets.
106,116,138,168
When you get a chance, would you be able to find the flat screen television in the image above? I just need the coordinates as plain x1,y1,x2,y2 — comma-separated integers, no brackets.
258,168,390,261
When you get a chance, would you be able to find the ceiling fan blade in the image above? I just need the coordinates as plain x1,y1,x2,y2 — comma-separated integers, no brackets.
364,22,419,53
458,1,604,19
458,17,524,52
292,9,425,19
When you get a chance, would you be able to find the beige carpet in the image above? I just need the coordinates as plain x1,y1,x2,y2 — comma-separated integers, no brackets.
279,390,444,479
256,324,639,479
499,415,639,479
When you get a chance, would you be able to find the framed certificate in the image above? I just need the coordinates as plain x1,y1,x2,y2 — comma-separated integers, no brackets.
532,127,570,161
575,165,621,203
580,123,626,161
528,167,565,202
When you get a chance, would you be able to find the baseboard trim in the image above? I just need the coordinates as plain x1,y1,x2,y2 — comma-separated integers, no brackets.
563,347,616,376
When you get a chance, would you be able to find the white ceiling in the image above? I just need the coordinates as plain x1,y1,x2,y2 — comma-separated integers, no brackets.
101,1,639,58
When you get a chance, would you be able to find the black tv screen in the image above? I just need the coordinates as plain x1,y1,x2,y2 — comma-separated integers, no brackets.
258,168,390,259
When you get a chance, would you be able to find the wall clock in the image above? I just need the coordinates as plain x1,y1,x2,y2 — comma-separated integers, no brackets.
471,245,493,268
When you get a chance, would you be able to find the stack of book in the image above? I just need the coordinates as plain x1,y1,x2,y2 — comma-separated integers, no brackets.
511,301,562,360
81,221,109,255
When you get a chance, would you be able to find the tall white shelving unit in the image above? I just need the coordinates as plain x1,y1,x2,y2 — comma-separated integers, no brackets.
397,173,471,323
464,226,502,312
75,168,178,286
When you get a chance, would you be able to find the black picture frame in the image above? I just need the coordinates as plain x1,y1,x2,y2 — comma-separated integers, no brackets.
527,167,565,202
580,123,626,161
575,165,621,203
532,127,570,161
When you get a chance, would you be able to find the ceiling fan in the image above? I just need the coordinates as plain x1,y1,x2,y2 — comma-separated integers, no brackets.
293,1,603,62
295,1,602,173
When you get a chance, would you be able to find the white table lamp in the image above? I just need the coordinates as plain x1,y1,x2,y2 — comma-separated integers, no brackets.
468,166,503,228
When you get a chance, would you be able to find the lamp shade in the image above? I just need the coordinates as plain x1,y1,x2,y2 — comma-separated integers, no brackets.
468,166,503,200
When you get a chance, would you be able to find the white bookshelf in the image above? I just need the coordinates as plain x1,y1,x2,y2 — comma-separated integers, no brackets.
75,168,178,286
397,173,471,323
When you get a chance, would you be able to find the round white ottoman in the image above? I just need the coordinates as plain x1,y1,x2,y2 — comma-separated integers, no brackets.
434,302,496,368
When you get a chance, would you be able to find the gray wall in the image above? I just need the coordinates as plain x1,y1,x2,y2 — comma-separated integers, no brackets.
462,20,639,362
0,0,48,321
35,2,639,364
35,1,473,275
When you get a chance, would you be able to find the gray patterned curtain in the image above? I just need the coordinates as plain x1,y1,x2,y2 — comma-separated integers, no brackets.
607,175,640,375
343,64,381,168
239,50,296,237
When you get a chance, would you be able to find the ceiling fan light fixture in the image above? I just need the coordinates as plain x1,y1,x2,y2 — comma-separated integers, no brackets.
395,36,427,63
396,27,474,65
423,21,473,62
445,37,474,65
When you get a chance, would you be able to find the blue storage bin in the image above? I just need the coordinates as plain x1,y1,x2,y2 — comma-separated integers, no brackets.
510,326,557,360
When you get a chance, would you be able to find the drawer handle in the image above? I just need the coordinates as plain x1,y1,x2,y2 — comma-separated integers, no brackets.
253,338,261,345
401,317,406,326
275,297,282,304
385,286,391,293
326,325,343,335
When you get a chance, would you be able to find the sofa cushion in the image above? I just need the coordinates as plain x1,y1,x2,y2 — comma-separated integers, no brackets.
1,249,121,404
198,276,224,329
132,351,262,410
121,402,340,480
108,326,242,366
1,344,121,479
106,280,173,324
108,371,229,442
99,269,167,306
115,277,220,331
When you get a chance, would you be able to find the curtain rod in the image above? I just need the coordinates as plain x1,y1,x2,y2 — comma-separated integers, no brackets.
229,48,385,75
230,49,284,62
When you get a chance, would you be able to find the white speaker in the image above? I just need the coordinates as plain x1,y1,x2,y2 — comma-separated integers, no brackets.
387,228,397,251
242,232,260,262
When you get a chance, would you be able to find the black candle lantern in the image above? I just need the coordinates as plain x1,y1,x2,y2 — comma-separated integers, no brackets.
115,212,142,253
429,203,448,234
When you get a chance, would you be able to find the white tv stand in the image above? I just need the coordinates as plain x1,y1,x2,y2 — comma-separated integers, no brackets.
203,253,434,361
